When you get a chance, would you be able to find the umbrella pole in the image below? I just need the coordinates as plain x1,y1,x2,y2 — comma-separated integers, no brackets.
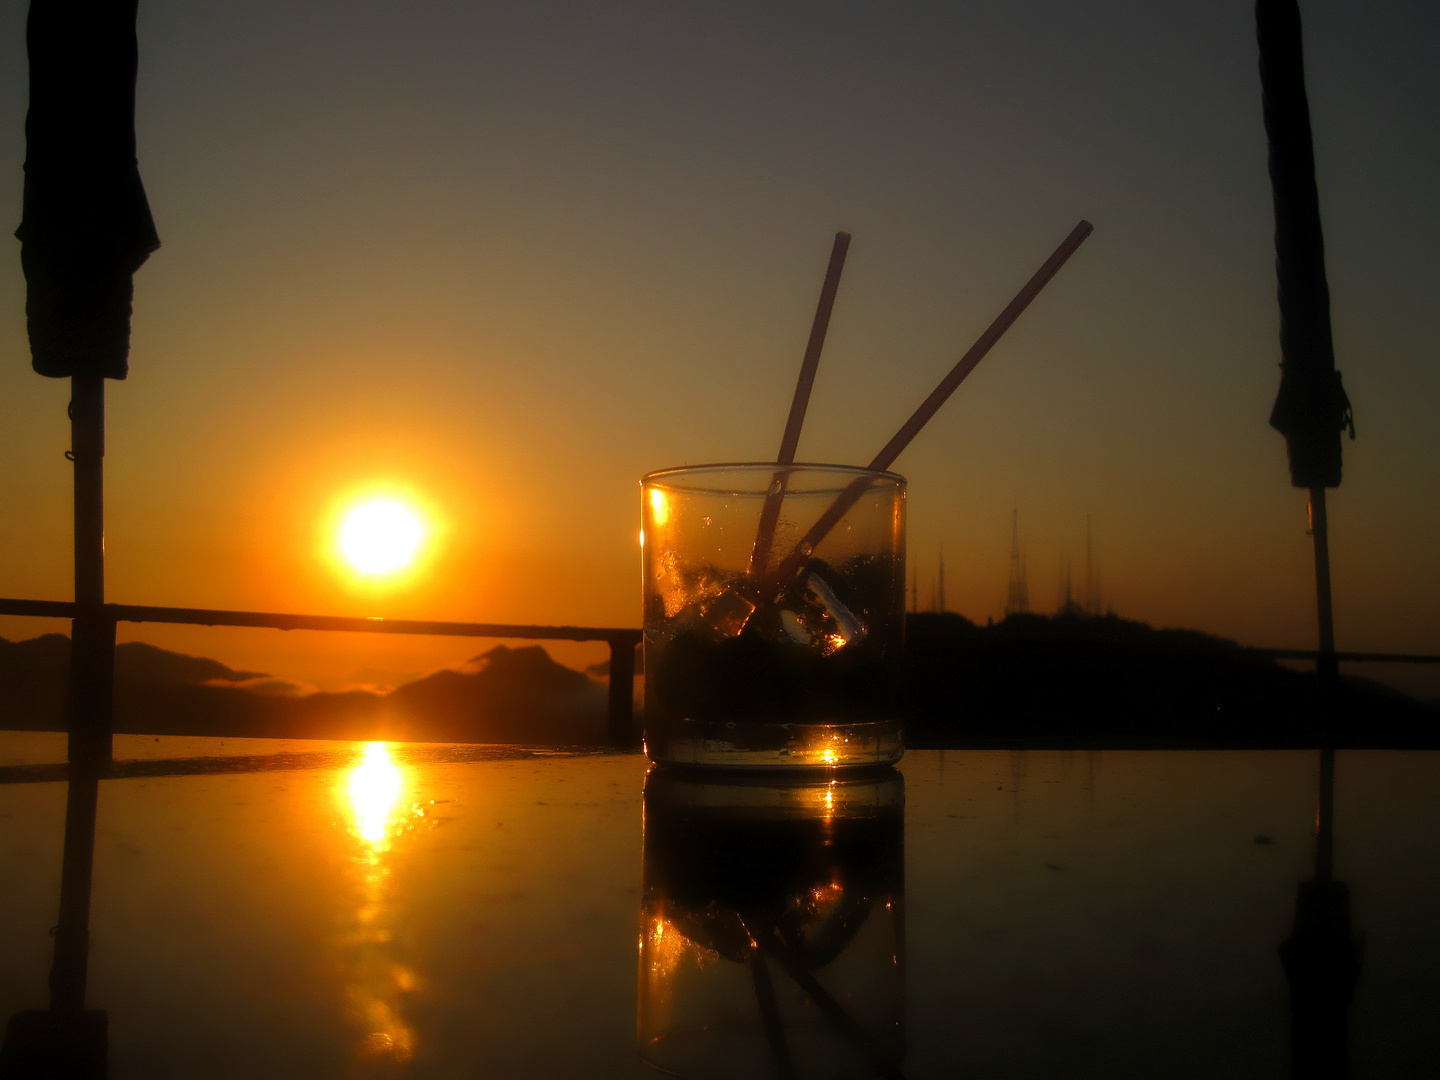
1277,489,1359,1078
1307,486,1337,683
1307,486,1336,879
1,380,117,1073
68,375,112,765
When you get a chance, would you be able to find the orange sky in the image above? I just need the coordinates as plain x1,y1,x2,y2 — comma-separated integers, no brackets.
1,1,1437,694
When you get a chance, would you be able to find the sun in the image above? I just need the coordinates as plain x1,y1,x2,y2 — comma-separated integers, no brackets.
340,500,424,575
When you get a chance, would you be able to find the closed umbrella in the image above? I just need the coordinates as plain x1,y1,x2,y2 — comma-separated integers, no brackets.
1256,5,1362,1076
17,0,159,763
19,0,158,378
2,1,158,1066
1256,0,1354,686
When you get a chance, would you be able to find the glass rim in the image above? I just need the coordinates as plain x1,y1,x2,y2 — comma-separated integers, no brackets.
641,461,906,492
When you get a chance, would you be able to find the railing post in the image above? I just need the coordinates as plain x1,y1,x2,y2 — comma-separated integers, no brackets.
607,636,638,748
67,615,115,766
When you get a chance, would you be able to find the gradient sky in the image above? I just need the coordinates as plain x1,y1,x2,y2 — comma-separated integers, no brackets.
1,1,1437,689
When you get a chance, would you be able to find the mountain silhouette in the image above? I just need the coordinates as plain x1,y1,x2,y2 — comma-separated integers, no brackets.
0,636,608,745
2,615,1433,747
904,611,1436,748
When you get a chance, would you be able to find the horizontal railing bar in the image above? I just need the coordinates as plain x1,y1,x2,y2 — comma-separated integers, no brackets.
0,597,640,645
2,597,1434,662
111,604,643,644
0,598,75,619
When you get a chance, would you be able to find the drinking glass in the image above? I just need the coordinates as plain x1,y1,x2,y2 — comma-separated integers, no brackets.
641,463,905,768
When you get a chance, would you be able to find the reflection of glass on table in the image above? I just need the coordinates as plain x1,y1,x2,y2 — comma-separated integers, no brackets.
638,767,905,1078
641,464,906,768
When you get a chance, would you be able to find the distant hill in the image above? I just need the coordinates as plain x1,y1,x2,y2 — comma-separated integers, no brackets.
0,636,608,745
904,611,1437,748
2,614,1434,748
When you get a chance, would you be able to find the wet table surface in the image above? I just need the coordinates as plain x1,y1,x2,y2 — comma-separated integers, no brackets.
1,733,1438,1079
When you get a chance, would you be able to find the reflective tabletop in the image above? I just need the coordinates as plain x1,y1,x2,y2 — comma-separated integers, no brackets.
1,734,1437,1078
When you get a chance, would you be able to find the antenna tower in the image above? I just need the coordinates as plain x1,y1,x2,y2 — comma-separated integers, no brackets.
1084,514,1102,615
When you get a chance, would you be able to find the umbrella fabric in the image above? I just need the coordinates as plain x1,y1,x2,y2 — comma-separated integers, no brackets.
16,0,160,380
1256,0,1354,489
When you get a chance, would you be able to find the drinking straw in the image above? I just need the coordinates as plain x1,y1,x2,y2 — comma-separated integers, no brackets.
749,231,853,578
766,219,1094,594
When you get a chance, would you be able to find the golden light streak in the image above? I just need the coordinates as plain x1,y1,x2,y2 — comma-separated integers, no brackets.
648,487,670,529
349,742,403,846
642,914,713,983
340,741,419,1063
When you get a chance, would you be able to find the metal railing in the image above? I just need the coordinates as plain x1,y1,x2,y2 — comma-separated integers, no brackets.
0,597,642,750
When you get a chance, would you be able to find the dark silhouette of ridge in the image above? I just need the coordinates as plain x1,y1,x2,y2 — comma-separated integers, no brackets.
3,618,1433,748
384,644,603,742
905,611,1435,748
0,636,608,745
111,639,267,685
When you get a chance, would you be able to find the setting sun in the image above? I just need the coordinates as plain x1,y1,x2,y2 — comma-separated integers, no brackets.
340,500,424,575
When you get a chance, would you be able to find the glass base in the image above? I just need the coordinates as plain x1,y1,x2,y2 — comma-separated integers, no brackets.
646,718,903,769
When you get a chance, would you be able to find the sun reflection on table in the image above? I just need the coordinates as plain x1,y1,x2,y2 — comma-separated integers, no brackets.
340,742,423,1066
350,742,405,848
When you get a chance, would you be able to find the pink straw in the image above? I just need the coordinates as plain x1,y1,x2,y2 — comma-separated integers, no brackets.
766,219,1094,593
748,231,852,578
